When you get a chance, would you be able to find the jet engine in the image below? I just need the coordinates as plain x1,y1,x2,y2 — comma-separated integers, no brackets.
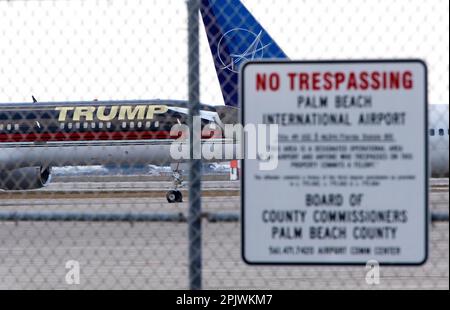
0,166,52,190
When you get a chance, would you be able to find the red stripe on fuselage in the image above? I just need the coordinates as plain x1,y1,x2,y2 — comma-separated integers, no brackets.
0,130,221,142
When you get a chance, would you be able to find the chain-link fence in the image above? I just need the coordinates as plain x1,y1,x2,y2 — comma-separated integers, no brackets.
0,0,448,289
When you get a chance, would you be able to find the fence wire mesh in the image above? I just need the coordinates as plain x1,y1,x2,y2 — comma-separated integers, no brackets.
0,0,448,289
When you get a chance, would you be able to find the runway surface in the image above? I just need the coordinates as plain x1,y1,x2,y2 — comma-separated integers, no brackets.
0,180,240,199
0,178,447,289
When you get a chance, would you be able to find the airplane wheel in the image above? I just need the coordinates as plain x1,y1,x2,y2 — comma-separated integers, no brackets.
166,190,178,203
175,190,183,202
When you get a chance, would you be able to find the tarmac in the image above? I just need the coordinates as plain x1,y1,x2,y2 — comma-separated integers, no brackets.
0,178,447,289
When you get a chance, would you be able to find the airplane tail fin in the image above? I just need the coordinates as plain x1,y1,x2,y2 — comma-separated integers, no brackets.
200,0,287,107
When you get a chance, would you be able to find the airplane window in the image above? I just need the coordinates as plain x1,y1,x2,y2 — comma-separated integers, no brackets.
130,122,135,129
154,121,159,128
137,121,142,128
76,123,80,129
0,124,3,130
14,124,19,130
439,129,444,136
99,122,103,129
60,123,65,129
146,121,151,128
7,124,11,130
83,123,88,129
68,123,73,129
91,123,96,129
429,129,435,136
106,122,111,129
122,122,127,129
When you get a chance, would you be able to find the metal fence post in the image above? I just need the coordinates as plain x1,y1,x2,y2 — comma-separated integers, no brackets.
187,0,202,290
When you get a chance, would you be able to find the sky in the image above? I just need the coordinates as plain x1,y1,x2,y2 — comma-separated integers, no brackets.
0,0,448,105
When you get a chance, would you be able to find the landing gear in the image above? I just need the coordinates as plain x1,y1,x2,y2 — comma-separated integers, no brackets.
166,166,184,203
166,190,182,203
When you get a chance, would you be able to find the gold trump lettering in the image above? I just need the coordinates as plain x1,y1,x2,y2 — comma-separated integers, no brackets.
55,107,74,121
55,105,169,121
73,106,96,121
118,105,147,120
97,106,119,121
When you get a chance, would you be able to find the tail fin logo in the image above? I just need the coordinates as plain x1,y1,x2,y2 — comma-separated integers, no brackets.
217,28,271,73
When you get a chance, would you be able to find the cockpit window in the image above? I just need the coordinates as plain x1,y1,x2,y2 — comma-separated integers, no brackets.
438,128,444,136
429,129,435,136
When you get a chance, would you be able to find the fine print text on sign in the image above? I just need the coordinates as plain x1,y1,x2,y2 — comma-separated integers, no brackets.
241,60,427,265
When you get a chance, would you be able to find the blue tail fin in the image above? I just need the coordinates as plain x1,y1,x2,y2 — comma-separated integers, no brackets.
200,0,287,107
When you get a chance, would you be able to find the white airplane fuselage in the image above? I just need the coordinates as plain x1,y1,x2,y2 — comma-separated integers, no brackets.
429,104,449,176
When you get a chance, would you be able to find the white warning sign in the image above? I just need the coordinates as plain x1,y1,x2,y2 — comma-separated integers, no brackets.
241,60,428,265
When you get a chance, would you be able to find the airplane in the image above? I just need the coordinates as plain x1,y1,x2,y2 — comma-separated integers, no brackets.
0,0,448,203
0,100,236,202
